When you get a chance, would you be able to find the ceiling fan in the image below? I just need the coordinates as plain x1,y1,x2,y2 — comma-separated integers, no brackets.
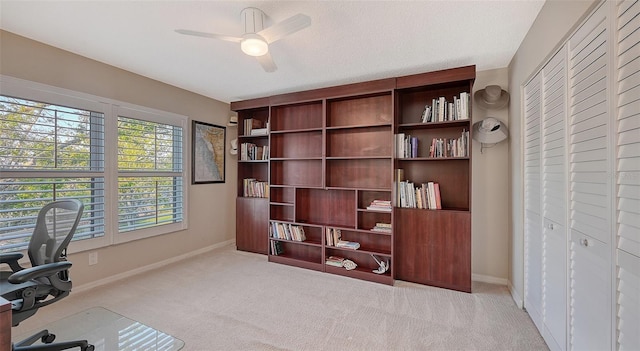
175,7,311,72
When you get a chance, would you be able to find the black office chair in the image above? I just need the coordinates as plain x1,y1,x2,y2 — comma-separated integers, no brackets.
0,199,94,351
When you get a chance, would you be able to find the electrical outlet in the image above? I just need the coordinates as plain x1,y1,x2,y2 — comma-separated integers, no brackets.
89,252,98,265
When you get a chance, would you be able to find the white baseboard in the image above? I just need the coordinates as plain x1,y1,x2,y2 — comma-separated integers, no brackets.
73,239,235,294
472,273,508,286
508,281,524,309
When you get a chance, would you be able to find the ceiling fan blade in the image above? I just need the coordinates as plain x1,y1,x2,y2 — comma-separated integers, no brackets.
175,29,242,43
258,14,311,44
256,52,277,72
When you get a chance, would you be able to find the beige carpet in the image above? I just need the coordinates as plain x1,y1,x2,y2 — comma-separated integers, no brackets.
13,244,547,351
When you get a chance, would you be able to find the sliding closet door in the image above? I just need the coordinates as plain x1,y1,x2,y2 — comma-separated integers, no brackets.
524,72,543,331
615,0,640,349
567,3,612,350
541,47,567,351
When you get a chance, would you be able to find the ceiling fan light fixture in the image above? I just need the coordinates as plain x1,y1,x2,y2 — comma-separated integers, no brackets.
241,34,268,57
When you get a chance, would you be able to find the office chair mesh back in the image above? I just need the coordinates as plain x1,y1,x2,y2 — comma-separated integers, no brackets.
28,200,84,267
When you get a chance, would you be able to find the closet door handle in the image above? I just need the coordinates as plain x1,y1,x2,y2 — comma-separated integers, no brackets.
549,223,554,230
580,238,589,247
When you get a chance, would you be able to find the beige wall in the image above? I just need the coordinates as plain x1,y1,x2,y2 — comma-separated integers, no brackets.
507,0,598,305
5,5,602,290
0,30,238,288
471,68,510,283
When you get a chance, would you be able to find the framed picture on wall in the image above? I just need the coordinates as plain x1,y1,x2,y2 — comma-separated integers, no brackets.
192,120,226,184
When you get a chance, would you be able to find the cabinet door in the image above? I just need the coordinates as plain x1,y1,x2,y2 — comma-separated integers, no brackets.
541,47,568,351
236,197,268,254
394,209,470,292
524,72,543,330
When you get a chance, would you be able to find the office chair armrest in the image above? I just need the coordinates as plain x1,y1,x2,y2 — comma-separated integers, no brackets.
0,252,25,272
8,261,72,284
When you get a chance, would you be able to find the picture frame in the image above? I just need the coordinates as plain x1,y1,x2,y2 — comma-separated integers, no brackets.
192,120,226,184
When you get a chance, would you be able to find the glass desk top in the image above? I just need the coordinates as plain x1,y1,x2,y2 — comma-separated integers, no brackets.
14,307,184,351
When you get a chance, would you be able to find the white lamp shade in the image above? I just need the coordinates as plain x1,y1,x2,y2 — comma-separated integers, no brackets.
472,118,508,144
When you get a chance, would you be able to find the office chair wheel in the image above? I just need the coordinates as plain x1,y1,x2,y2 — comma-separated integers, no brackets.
41,333,56,343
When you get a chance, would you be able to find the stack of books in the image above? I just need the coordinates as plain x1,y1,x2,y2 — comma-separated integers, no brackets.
366,200,392,212
325,256,345,267
336,240,360,250
371,223,392,233
244,118,269,136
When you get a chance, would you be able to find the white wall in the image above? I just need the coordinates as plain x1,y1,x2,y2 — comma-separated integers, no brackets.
507,0,598,306
0,30,238,288
471,68,510,284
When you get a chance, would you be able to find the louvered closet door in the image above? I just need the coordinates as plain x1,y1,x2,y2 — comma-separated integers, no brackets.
617,251,640,350
541,47,567,351
524,72,543,331
567,3,612,350
616,1,640,350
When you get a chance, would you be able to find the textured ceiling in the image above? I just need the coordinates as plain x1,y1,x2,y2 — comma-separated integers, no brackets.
0,1,544,103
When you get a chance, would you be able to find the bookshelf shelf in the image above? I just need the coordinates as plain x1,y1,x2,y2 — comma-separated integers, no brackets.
397,157,470,161
325,122,391,130
397,120,470,130
238,134,268,139
238,159,269,163
269,237,323,247
269,128,323,134
232,65,475,290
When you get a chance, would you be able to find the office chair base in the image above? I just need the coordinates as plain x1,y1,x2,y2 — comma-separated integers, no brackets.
13,329,94,351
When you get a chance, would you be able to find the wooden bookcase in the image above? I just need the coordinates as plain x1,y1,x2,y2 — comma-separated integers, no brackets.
233,100,270,254
231,66,474,290
393,66,475,292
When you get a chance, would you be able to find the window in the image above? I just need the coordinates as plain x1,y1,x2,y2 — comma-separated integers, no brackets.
117,115,183,233
0,77,187,252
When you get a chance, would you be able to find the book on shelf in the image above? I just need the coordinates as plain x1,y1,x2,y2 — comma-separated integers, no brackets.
325,255,345,267
420,92,470,123
250,128,268,136
243,178,268,198
371,222,392,233
395,134,419,158
244,119,269,136
397,181,442,209
336,240,360,250
270,240,284,256
428,129,469,158
269,222,306,241
366,199,392,212
395,168,404,206
325,228,342,246
240,143,269,161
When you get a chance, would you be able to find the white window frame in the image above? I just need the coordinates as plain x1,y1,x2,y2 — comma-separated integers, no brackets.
0,75,189,253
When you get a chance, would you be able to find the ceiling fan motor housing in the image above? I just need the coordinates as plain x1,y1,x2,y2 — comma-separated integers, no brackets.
241,7,265,34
